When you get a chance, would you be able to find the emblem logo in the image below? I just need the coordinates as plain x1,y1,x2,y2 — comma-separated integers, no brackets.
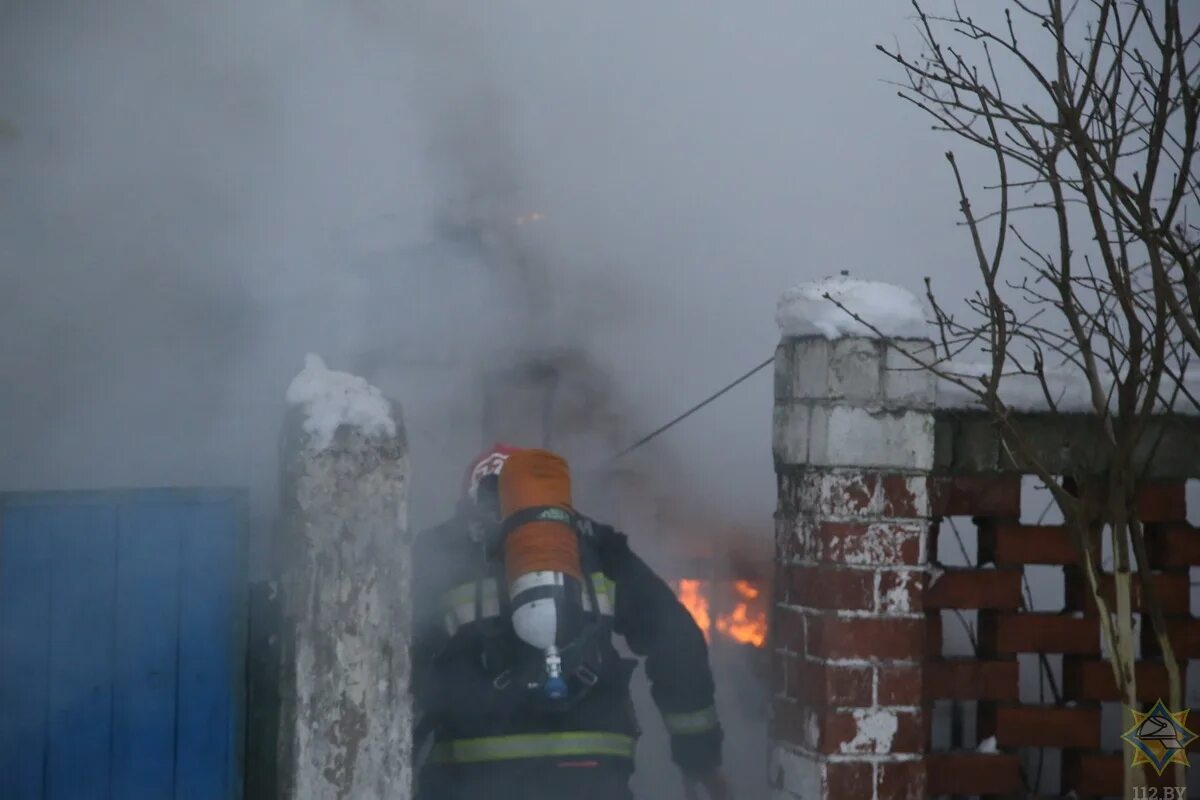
1121,699,1198,776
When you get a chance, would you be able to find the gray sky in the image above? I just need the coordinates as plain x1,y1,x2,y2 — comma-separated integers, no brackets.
0,1,1024,536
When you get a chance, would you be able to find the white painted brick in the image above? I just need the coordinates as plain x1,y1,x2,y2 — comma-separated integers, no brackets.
773,404,812,465
778,337,896,403
824,752,923,763
895,475,931,518
796,474,822,514
829,608,923,620
806,406,832,466
792,518,815,562
780,337,939,407
774,343,792,401
776,338,833,400
829,338,884,401
840,708,899,755
818,471,882,516
818,520,926,566
825,658,923,668
882,340,937,407
782,338,830,400
769,744,823,799
808,406,935,469
796,471,931,519
877,569,918,613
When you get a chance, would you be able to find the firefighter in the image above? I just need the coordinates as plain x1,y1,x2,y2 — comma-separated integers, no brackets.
412,444,730,800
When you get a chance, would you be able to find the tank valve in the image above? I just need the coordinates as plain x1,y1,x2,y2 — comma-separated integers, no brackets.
544,646,568,700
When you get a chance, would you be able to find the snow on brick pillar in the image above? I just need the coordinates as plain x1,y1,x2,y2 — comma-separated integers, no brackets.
276,355,413,800
771,285,936,800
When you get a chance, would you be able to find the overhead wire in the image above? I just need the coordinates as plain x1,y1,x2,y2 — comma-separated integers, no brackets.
611,354,775,461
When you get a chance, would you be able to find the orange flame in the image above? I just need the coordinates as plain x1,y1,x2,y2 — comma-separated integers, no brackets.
715,580,767,647
673,578,766,648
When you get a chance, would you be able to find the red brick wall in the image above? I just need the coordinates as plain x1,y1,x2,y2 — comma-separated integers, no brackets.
773,472,1200,799
773,468,931,800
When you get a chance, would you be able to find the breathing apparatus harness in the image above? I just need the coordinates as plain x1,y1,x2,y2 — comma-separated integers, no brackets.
471,502,623,712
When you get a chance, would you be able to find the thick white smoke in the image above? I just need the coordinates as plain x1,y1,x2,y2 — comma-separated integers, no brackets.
0,0,979,532
0,2,1044,797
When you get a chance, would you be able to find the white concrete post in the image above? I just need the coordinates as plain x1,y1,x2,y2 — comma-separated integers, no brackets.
277,357,412,800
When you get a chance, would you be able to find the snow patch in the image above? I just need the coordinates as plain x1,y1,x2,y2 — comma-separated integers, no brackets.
777,277,926,339
936,362,1200,414
935,363,1094,412
841,708,898,754
977,735,998,753
286,353,396,450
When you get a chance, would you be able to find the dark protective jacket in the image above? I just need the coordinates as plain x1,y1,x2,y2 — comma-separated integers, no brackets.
412,510,722,799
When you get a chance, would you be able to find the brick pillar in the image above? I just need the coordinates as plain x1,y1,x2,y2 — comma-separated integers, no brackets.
771,336,936,800
276,374,412,800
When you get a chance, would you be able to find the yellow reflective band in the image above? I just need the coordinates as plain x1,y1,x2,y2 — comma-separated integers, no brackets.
443,579,499,611
591,574,617,615
429,731,636,764
662,705,719,735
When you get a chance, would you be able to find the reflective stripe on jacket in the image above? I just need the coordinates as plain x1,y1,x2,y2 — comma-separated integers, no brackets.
429,731,636,764
412,514,723,776
662,705,720,736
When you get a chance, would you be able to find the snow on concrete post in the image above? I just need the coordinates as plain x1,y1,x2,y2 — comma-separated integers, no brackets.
277,354,412,800
770,279,936,800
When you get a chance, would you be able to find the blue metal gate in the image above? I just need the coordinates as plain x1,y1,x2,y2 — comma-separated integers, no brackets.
0,489,247,800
